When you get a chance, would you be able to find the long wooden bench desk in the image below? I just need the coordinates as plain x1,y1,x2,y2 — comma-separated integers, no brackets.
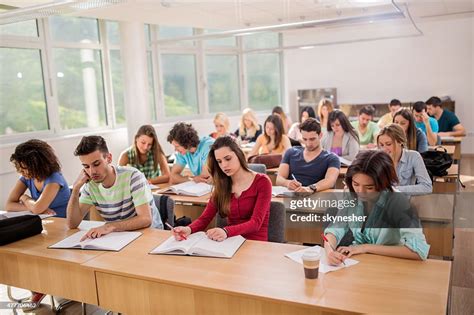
82,229,451,315
0,218,104,305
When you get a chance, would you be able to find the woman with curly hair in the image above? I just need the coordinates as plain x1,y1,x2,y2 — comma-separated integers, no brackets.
5,139,71,309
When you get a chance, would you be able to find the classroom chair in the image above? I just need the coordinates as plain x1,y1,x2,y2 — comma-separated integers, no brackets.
153,194,175,229
248,163,267,174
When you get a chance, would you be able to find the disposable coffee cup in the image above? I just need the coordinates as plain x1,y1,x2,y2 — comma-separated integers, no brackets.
302,250,320,279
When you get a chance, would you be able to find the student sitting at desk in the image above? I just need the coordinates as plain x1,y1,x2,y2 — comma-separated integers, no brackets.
426,96,466,137
288,106,316,144
324,150,430,265
167,122,215,184
210,112,232,139
351,105,379,148
234,108,262,143
377,98,401,129
317,98,334,134
118,125,170,184
5,139,70,218
6,139,71,309
377,124,432,195
321,110,360,161
393,109,428,153
412,101,439,146
172,136,271,241
272,105,292,134
276,118,340,193
67,136,163,237
248,114,292,157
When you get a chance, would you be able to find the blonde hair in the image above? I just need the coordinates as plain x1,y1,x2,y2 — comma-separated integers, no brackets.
317,98,334,121
213,112,230,133
239,108,260,138
377,123,407,148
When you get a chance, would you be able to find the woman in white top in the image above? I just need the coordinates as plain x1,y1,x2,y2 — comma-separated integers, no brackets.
377,124,432,196
288,106,316,144
321,110,360,162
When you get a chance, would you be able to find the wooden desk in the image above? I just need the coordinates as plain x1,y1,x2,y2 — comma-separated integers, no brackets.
433,164,459,193
440,137,463,160
83,229,451,315
0,218,102,304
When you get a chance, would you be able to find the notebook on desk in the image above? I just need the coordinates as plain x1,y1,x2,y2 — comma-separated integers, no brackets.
0,210,55,220
150,232,245,258
159,181,212,197
49,230,141,251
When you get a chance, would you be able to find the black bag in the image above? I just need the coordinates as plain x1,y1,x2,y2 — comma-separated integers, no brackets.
0,215,43,246
174,216,192,227
421,147,453,180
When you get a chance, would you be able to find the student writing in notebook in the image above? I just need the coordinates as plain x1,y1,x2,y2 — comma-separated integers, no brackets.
172,136,272,242
276,118,340,193
248,114,292,157
118,125,170,184
321,110,360,162
67,136,163,240
324,150,430,266
167,122,214,184
5,139,71,309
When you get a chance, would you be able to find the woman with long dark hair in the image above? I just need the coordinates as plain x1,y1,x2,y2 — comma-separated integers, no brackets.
321,110,360,161
393,109,428,153
288,106,316,143
323,150,430,265
248,114,291,157
119,125,170,184
172,136,272,241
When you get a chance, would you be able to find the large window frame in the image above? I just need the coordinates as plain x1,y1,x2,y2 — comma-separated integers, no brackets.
1,18,285,143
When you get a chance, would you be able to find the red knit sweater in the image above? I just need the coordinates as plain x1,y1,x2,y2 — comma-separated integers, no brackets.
188,173,272,241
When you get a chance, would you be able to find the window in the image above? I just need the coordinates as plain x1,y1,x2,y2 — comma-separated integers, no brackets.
206,55,240,113
0,48,48,135
54,48,107,129
147,51,156,120
246,53,282,111
0,20,38,37
205,29,236,47
106,20,120,46
161,54,198,117
50,16,100,43
109,50,125,124
243,32,279,50
159,26,194,46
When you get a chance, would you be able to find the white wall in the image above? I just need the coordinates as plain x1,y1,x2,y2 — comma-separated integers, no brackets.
284,15,474,153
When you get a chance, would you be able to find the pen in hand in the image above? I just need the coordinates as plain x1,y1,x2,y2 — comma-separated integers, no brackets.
321,233,346,265
166,222,188,240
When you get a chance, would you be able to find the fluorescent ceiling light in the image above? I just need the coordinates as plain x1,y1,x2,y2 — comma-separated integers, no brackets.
0,0,125,25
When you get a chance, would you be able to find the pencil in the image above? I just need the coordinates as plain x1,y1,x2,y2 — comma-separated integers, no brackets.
166,222,187,240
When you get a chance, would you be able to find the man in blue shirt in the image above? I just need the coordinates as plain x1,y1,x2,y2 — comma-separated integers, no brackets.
426,96,466,137
167,122,214,184
276,118,340,193
412,101,439,146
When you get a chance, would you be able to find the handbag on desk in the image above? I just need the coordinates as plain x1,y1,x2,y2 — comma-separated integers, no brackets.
247,154,282,169
0,215,43,246
421,146,453,181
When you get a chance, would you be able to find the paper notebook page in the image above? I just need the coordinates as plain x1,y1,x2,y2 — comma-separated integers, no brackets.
78,220,105,231
49,230,87,249
0,210,55,220
272,186,292,197
150,232,206,254
191,235,245,258
172,182,212,196
81,231,142,251
285,245,359,273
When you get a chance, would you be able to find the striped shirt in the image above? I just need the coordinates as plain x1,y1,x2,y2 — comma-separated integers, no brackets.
126,147,160,179
79,166,163,229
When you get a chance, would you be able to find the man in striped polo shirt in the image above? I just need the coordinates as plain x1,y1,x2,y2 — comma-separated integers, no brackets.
67,136,163,239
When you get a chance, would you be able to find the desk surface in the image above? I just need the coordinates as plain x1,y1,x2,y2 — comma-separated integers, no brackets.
84,229,451,314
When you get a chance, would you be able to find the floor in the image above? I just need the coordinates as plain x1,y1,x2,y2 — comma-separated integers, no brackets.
1,157,473,315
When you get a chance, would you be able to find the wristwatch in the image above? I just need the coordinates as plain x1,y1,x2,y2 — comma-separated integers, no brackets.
309,184,318,193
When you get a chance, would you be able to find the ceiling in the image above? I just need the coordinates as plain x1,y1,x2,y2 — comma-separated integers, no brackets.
0,0,473,29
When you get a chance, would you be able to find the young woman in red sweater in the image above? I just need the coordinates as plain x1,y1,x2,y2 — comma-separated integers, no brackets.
172,136,272,242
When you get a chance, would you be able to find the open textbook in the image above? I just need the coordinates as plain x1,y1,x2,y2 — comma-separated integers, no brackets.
272,186,293,197
160,181,212,197
49,230,141,251
0,210,55,220
150,232,245,258
285,245,359,273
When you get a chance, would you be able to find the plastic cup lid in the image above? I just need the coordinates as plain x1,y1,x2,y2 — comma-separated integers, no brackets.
302,250,320,261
